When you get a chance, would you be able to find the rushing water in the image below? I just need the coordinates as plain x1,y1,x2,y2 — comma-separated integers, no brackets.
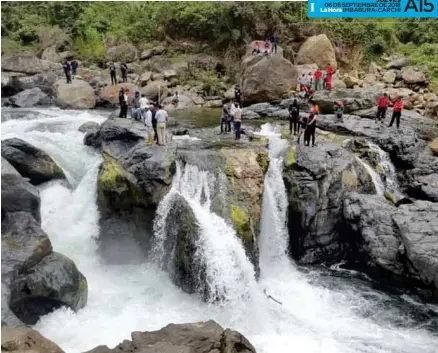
2,111,438,353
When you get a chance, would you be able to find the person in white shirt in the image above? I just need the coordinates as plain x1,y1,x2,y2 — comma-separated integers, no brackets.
144,108,154,145
139,94,149,122
229,102,237,118
233,103,243,140
155,105,169,146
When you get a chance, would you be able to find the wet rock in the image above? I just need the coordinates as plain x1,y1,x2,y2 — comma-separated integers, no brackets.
54,79,96,109
7,87,51,108
1,326,65,353
78,121,100,134
2,54,61,74
313,86,383,114
84,321,256,353
296,34,337,70
1,138,66,185
283,141,375,264
240,55,298,104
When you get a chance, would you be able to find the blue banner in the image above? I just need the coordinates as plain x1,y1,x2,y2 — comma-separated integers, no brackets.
308,0,438,18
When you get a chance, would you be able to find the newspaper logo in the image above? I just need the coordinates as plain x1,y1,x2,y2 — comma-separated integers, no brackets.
308,0,438,18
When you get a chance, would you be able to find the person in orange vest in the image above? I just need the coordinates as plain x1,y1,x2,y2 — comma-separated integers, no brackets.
326,65,334,90
389,97,403,129
376,93,389,123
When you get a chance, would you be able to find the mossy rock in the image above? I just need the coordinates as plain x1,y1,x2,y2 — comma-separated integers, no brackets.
286,146,296,167
256,151,269,174
384,191,397,205
231,204,253,243
280,128,289,139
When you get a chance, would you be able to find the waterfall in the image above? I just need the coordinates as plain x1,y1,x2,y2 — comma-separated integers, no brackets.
4,111,437,353
153,162,257,306
355,156,386,195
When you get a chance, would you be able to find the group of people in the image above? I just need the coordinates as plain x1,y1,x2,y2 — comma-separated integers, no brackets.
376,93,403,129
287,99,319,147
109,62,128,85
298,65,335,100
117,88,169,146
251,34,280,56
62,59,79,84
219,102,243,139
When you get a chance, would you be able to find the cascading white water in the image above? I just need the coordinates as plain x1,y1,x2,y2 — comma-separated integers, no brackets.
355,156,386,195
3,112,438,353
153,162,257,307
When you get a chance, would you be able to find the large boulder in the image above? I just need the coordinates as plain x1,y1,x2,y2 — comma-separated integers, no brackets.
106,43,138,63
296,34,337,70
386,57,410,70
1,138,66,186
188,53,222,70
54,79,96,109
2,54,61,74
141,80,169,102
240,55,298,104
1,326,65,353
78,121,100,134
139,71,152,86
313,86,383,114
99,83,140,107
161,94,195,109
7,87,51,108
41,45,61,63
283,141,374,264
140,45,166,60
84,321,256,353
402,67,427,84
2,71,60,97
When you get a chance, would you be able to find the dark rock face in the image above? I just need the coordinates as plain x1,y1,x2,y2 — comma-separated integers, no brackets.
78,121,100,134
1,138,66,185
6,87,52,108
343,193,438,296
84,321,256,353
283,141,375,264
1,161,87,326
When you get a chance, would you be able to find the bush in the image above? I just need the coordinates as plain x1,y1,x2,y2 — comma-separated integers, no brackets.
36,25,70,50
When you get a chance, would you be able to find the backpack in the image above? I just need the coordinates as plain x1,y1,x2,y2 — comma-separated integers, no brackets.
121,63,127,71
110,65,116,72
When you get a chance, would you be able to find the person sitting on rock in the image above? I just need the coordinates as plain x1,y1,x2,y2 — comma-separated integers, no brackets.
389,97,403,129
333,101,344,121
120,62,128,83
264,40,270,55
109,62,117,85
118,88,128,118
233,103,243,140
288,99,300,135
376,93,389,123
252,41,261,55
62,60,72,84
220,105,231,134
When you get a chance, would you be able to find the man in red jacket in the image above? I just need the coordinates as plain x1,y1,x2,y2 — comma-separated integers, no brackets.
376,93,389,123
389,97,403,129
314,69,323,90
326,65,334,90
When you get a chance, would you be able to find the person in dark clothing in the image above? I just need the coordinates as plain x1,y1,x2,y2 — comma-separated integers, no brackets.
234,86,242,104
288,99,300,135
304,102,318,147
389,97,403,129
62,60,72,84
120,62,128,83
270,34,279,54
109,63,117,85
70,59,78,79
376,93,389,123
118,88,128,118
220,105,231,134
151,104,158,142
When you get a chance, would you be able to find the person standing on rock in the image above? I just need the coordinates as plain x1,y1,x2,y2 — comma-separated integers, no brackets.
155,105,168,146
389,97,403,129
220,105,231,134
139,94,149,119
233,103,243,140
270,34,279,54
264,40,270,55
234,86,242,105
151,104,158,143
314,68,323,91
288,99,300,135
376,93,389,123
118,88,128,118
109,62,117,85
120,62,128,83
333,101,344,121
70,59,78,80
131,91,142,121
326,65,334,90
304,101,318,147
144,107,154,145
62,60,72,84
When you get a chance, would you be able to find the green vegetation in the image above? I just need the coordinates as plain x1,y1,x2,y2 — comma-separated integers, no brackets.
256,151,269,174
98,157,127,192
287,147,296,166
1,2,437,79
384,191,397,205
231,204,252,243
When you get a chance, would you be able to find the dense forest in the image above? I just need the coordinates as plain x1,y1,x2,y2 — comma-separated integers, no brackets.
1,1,438,79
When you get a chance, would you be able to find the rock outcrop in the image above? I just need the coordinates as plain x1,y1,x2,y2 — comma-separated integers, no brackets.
78,121,100,134
106,43,138,63
6,87,51,108
240,55,298,104
1,163,87,326
84,321,256,353
2,54,61,75
296,34,337,70
283,141,375,264
1,138,66,185
54,79,96,109
99,83,140,107
1,326,65,353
